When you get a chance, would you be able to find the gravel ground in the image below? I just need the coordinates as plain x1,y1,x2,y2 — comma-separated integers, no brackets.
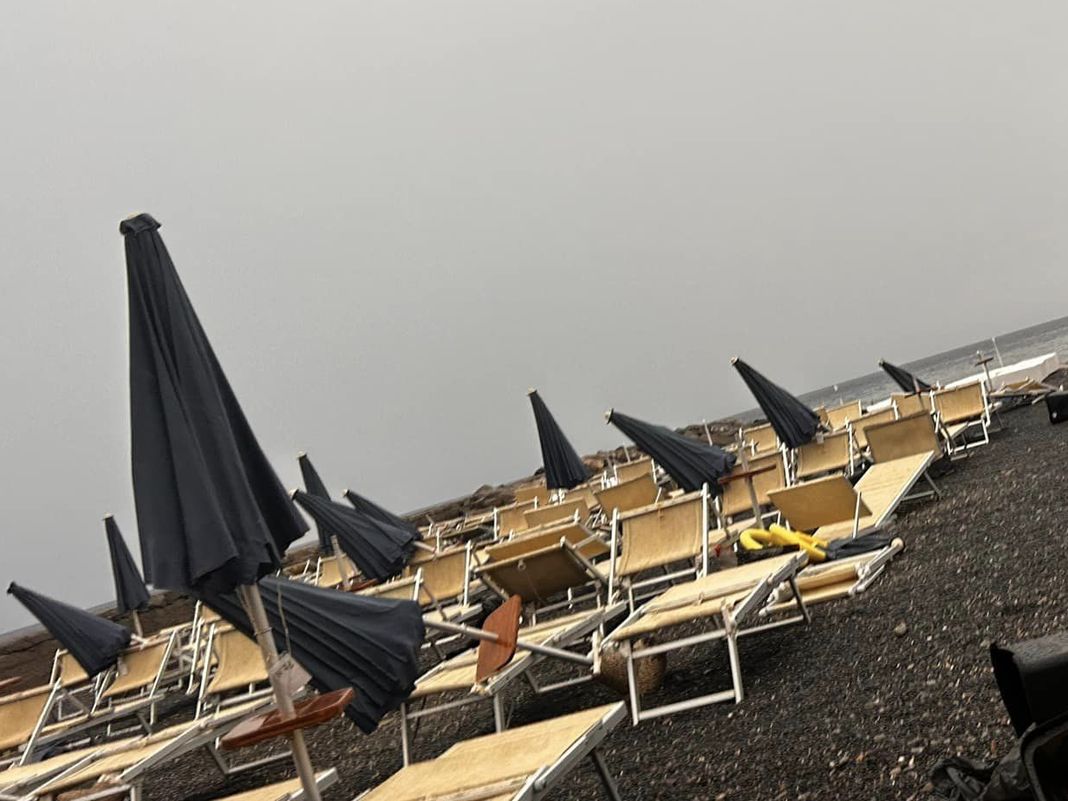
26,404,1068,800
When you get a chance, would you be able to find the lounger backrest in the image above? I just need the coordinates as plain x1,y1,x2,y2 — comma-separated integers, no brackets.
0,685,52,751
866,412,940,463
826,400,863,431
57,651,89,687
768,475,871,532
205,628,267,696
794,431,853,479
719,453,786,518
408,546,468,603
849,408,897,450
932,382,986,425
360,575,420,601
523,498,588,529
315,554,357,588
614,458,653,483
514,485,551,505
891,393,931,417
743,423,779,454
594,475,659,515
485,521,605,562
616,492,706,578
496,500,536,535
565,483,599,511
102,638,171,700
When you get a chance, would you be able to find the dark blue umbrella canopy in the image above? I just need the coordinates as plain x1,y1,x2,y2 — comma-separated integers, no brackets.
8,583,130,677
342,489,420,538
731,358,821,450
197,576,424,734
122,214,307,594
528,389,590,490
104,516,150,615
606,409,736,494
879,360,932,393
293,490,416,581
297,453,335,554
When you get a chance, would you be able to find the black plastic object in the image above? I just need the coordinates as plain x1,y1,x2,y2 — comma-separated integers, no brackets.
1045,392,1068,425
991,632,1068,736
1021,711,1068,801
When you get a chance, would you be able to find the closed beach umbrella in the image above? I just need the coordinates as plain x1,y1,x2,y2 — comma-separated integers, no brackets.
528,389,590,490
605,409,736,493
199,576,424,733
731,358,820,449
8,583,130,677
297,453,335,554
343,488,420,538
293,490,415,581
122,213,319,798
103,516,150,635
879,360,932,393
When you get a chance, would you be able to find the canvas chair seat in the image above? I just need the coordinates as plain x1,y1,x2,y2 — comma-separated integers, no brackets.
0,685,55,753
825,399,863,431
56,651,90,689
495,500,536,536
611,491,719,580
932,382,986,425
719,453,786,519
865,412,941,463
742,423,779,455
314,554,357,589
891,392,931,418
513,485,550,506
522,498,589,530
360,575,420,602
594,474,659,516
850,408,898,451
204,628,268,697
476,534,606,604
794,430,854,480
407,546,470,605
614,457,654,483
101,638,173,701
364,703,626,801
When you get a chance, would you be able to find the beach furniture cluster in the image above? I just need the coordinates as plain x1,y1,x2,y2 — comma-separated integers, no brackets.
0,215,1018,801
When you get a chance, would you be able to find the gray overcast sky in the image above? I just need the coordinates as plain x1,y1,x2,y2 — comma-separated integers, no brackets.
1,2,1065,632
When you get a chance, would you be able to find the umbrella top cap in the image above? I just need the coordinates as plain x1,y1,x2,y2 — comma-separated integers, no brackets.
119,214,161,236
527,388,537,396
604,408,614,423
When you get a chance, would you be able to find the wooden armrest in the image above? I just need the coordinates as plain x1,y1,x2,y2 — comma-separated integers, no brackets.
219,688,354,750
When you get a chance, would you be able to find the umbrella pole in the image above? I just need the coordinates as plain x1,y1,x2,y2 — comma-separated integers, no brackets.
130,610,144,638
237,585,322,801
330,536,355,590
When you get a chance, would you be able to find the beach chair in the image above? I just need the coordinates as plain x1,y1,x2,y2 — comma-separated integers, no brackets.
717,452,787,528
741,423,779,456
522,498,589,530
593,474,660,517
849,407,898,452
604,552,810,724
26,697,282,800
368,703,627,800
769,451,938,542
195,625,271,717
865,412,943,463
312,553,358,589
825,400,863,431
931,381,991,454
765,538,907,610
93,631,179,720
613,457,654,484
495,499,537,537
476,520,608,608
891,392,932,418
564,481,601,512
0,736,141,799
0,684,61,765
793,430,855,482
606,487,724,611
514,484,551,506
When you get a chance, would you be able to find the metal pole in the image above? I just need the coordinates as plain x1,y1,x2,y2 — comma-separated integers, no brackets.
237,585,322,801
130,610,144,638
330,536,355,590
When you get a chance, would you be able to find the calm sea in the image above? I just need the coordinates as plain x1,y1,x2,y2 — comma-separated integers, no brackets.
737,315,1068,422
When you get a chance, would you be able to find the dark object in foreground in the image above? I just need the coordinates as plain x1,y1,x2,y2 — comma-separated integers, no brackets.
606,408,736,493
528,389,590,490
991,633,1068,736
1021,710,1068,801
221,688,354,750
198,576,424,734
7,582,130,677
1044,391,1068,425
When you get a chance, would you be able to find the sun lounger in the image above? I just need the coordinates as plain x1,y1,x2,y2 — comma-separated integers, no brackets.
769,451,938,542
766,539,907,610
825,400,863,431
522,498,589,530
0,684,61,762
604,553,810,723
513,485,551,506
27,697,279,800
741,423,779,455
931,381,991,453
476,520,609,607
614,457,654,484
849,407,898,452
366,703,627,801
0,736,141,799
891,392,932,418
593,474,660,517
793,430,855,481
718,452,787,525
313,554,358,589
864,412,942,463
400,605,624,765
196,626,270,717
564,481,601,512
495,500,537,536
606,487,725,610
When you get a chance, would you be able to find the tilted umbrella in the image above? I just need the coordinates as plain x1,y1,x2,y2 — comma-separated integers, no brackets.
8,583,130,677
731,358,820,449
103,516,150,636
342,488,420,538
297,453,335,554
879,360,932,393
122,213,320,798
293,490,416,582
528,389,590,490
197,576,424,733
605,409,736,493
